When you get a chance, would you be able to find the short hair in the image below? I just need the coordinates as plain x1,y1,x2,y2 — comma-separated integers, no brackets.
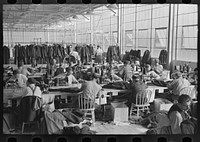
92,73,101,79
178,94,191,104
132,75,140,81
124,60,130,65
66,67,72,73
175,71,182,78
155,59,160,64
18,63,23,68
13,69,20,75
146,64,151,68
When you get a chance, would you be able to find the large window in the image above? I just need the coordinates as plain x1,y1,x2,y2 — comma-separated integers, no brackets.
154,27,167,49
103,32,110,49
181,25,197,49
138,29,149,48
111,31,118,45
125,30,133,47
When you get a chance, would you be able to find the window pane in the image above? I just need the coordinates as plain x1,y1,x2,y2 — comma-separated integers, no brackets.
125,30,133,46
104,32,109,48
155,28,167,48
138,29,149,48
182,25,197,49
111,31,118,45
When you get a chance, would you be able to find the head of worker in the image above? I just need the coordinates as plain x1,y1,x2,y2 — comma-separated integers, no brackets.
124,60,130,65
146,64,152,72
66,67,73,75
13,69,20,78
27,78,37,87
177,94,192,111
18,62,24,70
174,71,182,79
132,75,140,83
92,73,101,82
155,59,160,66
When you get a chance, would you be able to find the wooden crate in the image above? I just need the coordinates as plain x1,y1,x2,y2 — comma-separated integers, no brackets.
111,102,129,123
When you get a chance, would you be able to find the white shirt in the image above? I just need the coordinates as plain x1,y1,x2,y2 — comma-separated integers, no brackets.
25,85,42,98
95,48,103,56
70,51,80,61
17,74,28,88
66,74,78,85
80,80,102,100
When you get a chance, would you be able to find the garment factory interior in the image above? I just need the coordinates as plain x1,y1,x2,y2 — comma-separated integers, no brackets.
3,4,198,135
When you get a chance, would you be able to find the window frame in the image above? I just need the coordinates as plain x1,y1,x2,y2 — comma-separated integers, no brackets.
181,24,198,50
125,30,134,47
138,29,149,48
154,27,168,49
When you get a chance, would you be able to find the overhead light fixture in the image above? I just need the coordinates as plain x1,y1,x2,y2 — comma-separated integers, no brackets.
72,15,79,19
85,10,94,15
106,4,118,9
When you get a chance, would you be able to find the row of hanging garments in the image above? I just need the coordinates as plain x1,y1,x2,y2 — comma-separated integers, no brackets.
75,44,94,65
122,49,168,68
3,46,10,64
122,49,141,63
106,45,121,64
14,44,65,65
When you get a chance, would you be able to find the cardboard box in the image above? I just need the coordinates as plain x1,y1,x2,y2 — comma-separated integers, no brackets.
111,102,129,123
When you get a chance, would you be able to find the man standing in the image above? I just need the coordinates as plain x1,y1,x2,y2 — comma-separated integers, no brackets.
95,45,103,64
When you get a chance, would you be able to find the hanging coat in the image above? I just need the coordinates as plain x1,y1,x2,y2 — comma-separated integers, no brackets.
141,50,151,65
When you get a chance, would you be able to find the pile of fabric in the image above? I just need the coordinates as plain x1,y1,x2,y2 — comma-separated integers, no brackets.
122,49,141,63
41,109,96,134
139,111,170,134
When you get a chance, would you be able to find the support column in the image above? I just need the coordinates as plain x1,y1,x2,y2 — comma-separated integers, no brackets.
167,4,176,70
117,4,122,53
90,15,94,44
74,21,77,43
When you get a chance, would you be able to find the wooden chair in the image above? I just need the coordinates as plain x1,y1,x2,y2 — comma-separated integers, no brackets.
78,93,95,126
19,96,42,134
179,86,197,100
129,89,152,119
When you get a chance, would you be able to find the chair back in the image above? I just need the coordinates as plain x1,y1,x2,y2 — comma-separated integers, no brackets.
78,93,95,110
179,86,197,99
135,89,152,105
19,96,42,122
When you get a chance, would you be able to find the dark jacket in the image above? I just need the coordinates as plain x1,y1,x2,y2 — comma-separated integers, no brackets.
106,46,121,63
159,50,168,69
130,81,148,103
141,50,151,65
3,46,10,64
18,96,42,122
168,104,189,120
80,45,92,64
